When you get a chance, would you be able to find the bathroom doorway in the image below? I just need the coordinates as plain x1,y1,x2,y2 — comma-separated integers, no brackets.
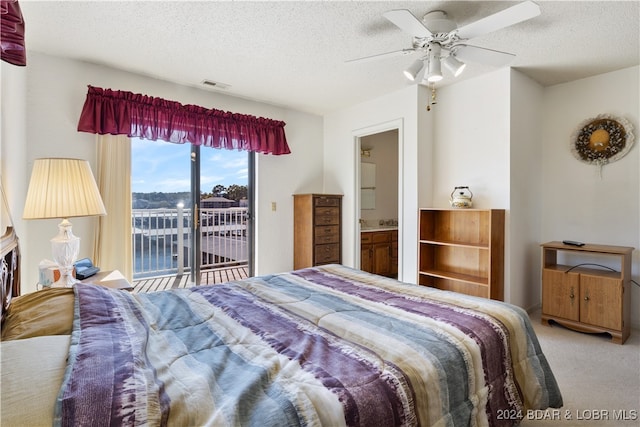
355,127,401,278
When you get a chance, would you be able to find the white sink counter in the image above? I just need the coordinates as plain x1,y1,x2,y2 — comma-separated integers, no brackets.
361,226,398,233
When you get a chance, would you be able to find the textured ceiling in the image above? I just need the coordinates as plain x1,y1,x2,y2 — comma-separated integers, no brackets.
19,1,640,115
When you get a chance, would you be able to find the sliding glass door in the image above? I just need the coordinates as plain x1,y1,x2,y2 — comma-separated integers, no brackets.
131,139,252,283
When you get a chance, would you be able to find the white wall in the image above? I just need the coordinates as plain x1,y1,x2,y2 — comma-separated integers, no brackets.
1,62,28,237
255,106,325,275
432,69,511,210
541,66,640,328
10,52,323,293
324,84,433,283
509,69,544,309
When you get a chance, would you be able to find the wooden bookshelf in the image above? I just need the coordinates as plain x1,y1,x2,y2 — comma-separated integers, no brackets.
418,209,505,300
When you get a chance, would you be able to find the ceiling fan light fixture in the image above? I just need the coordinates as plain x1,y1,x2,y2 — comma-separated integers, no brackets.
426,71,443,83
424,58,443,83
424,43,443,83
443,55,466,77
403,59,425,81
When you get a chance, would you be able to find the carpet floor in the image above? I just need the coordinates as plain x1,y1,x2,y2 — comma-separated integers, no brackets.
520,309,640,426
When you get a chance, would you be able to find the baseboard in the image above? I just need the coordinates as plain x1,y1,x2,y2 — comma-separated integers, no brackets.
525,303,541,314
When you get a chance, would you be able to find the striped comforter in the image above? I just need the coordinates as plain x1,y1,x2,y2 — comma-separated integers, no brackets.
55,264,562,427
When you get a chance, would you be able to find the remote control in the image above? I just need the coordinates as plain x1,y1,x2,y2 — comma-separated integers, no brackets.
562,240,584,247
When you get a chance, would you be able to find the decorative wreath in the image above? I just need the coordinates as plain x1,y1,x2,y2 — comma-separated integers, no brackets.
570,114,634,166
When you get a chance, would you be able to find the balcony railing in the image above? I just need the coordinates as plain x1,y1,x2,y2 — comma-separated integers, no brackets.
132,207,248,279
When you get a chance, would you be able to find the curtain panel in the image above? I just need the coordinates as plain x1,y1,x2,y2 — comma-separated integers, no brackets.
93,134,133,281
1,0,26,66
77,85,291,155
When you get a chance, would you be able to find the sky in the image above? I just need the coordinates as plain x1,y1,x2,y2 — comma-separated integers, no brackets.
131,139,248,193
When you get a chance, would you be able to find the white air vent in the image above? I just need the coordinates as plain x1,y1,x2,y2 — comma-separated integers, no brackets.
201,80,231,90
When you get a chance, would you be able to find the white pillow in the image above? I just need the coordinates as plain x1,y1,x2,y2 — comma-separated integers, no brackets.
1,335,70,426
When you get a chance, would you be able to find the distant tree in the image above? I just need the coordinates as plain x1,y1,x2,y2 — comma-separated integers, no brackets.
133,191,190,208
226,184,247,201
211,185,226,197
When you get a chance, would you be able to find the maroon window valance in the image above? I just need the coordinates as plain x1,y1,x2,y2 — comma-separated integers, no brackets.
77,85,291,155
1,0,26,66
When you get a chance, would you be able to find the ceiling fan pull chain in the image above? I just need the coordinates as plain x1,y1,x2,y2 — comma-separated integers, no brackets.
426,83,437,112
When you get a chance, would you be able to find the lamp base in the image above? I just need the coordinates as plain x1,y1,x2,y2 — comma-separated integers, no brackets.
51,218,80,288
51,273,80,288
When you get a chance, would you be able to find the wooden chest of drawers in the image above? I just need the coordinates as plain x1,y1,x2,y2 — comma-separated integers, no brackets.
293,194,342,269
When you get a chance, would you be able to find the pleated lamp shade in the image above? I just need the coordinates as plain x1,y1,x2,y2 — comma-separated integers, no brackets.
23,158,106,220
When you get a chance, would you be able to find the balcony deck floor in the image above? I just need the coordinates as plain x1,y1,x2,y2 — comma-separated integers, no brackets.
132,265,249,293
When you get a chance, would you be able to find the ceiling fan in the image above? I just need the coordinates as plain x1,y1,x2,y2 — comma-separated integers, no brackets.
348,1,541,84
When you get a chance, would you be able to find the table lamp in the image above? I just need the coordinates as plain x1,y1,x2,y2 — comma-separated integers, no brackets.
23,158,106,287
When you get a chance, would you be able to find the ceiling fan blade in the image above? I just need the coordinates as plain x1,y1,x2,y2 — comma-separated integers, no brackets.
383,9,432,38
453,44,515,67
456,0,541,40
346,48,416,63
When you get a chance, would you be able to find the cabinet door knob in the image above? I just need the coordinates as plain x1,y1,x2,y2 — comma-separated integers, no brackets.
584,296,590,301
569,287,575,299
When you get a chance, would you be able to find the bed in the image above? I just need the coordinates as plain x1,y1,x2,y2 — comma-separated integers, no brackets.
1,258,562,426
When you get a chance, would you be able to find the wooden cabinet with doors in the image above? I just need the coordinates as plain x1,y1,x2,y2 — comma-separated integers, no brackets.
361,229,397,277
418,208,505,300
360,234,373,274
541,241,633,344
293,194,342,269
390,229,398,277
